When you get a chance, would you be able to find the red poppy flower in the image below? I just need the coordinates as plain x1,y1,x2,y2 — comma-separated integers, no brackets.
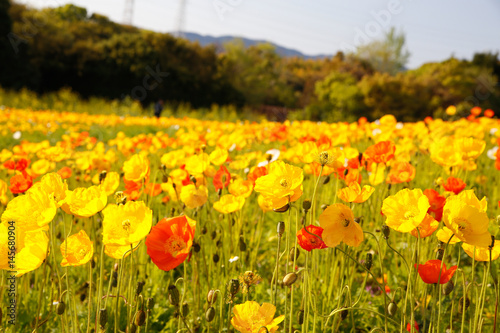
145,215,196,271
247,166,267,186
213,165,231,191
57,167,73,179
470,106,482,116
443,177,466,195
362,141,396,165
484,109,494,118
297,225,327,252
3,158,30,171
406,321,419,332
414,259,457,284
9,172,33,194
423,189,445,221
145,183,162,196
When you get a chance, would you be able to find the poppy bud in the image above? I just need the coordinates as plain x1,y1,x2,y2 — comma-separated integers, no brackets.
56,301,66,315
277,222,285,236
323,175,331,185
239,237,247,252
202,227,207,234
283,272,298,287
387,302,398,317
113,263,119,272
99,170,107,183
458,297,470,314
274,204,290,213
297,310,304,325
364,253,373,271
193,241,201,253
436,249,444,261
80,293,87,302
230,279,240,296
168,285,180,306
382,226,390,239
442,281,454,296
135,310,146,326
181,302,189,317
190,175,197,184
206,307,216,322
211,230,217,240
289,247,300,262
207,290,218,304
213,253,220,263
340,307,348,321
112,271,118,288
136,281,145,296
302,200,312,211
146,297,155,310
129,324,137,333
99,309,108,328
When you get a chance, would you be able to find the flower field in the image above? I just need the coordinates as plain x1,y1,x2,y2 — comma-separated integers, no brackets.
1,106,500,333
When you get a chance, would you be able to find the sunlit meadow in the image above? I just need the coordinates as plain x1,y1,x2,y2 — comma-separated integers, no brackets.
1,106,500,333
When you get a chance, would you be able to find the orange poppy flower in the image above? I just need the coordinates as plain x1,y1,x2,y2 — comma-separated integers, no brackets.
145,182,162,196
443,176,466,194
296,225,327,252
362,141,396,165
231,301,284,333
423,189,445,221
470,106,482,116
414,259,457,284
247,166,268,186
3,158,29,171
387,161,415,184
145,215,196,271
484,109,494,118
337,182,374,203
57,167,73,179
9,172,33,194
319,204,364,247
410,214,439,238
213,165,231,191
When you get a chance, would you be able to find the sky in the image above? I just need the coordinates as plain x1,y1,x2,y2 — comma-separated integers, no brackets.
19,0,500,69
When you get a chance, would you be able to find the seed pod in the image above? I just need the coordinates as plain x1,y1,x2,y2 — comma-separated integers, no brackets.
213,253,220,263
230,279,240,296
274,204,290,213
206,307,216,322
442,281,454,296
387,302,398,317
297,310,304,325
91,258,96,269
135,310,146,326
136,281,145,296
340,307,348,321
146,297,155,310
364,253,373,271
283,272,298,287
289,247,300,262
239,237,247,252
277,222,285,236
302,200,312,211
80,293,87,302
189,175,197,184
112,271,118,288
323,175,331,185
211,230,217,240
458,297,470,313
436,249,444,261
201,227,207,235
129,323,138,333
382,226,390,239
207,290,218,305
193,241,201,253
56,301,66,315
99,309,108,328
168,285,180,306
181,302,189,317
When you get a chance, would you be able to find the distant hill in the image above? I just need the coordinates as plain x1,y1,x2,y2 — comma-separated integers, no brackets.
177,32,332,60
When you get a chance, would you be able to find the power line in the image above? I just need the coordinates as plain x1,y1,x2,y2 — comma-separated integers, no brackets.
123,0,134,25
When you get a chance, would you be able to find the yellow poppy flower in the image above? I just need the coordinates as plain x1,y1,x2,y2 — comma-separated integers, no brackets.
105,242,140,259
31,172,68,207
61,230,94,267
100,171,120,196
257,194,273,212
337,182,374,203
442,191,492,247
381,189,429,233
1,185,56,231
231,301,285,333
436,227,462,244
160,150,186,169
209,147,228,166
455,137,485,161
461,240,500,261
61,186,107,218
31,158,54,176
0,179,8,205
254,161,303,209
123,154,149,182
319,204,364,247
0,224,49,277
213,194,245,214
229,179,254,198
180,184,208,209
185,153,210,175
368,163,386,186
102,200,152,247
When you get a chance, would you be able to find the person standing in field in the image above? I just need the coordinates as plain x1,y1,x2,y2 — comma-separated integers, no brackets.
154,99,164,118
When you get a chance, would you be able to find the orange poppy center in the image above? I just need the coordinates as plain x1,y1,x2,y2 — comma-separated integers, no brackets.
164,235,187,258
280,178,289,188
453,217,469,231
404,211,415,220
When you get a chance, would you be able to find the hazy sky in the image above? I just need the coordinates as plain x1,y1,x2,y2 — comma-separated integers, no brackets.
20,0,500,69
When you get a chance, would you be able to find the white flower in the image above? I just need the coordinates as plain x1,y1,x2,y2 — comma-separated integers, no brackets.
490,128,498,135
229,143,236,152
13,131,21,140
372,128,382,136
229,256,239,263
487,146,498,160
396,122,404,129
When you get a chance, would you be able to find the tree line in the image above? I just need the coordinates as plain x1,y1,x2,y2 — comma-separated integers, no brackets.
1,1,499,121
